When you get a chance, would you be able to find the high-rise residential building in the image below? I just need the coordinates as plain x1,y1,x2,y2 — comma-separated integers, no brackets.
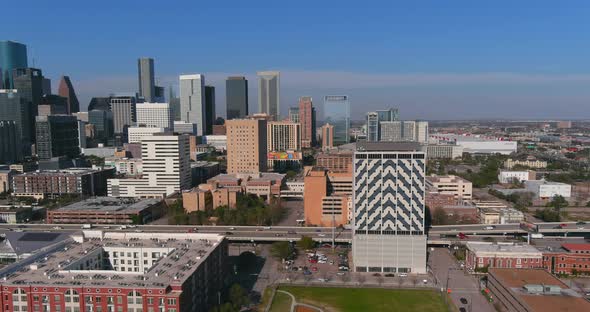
0,41,27,89
226,118,267,174
88,109,113,145
226,76,248,119
321,123,334,151
57,75,80,114
136,102,172,129
380,121,429,143
352,142,427,274
110,95,136,134
13,68,43,146
205,85,216,135
35,115,80,160
323,95,350,146
257,71,280,120
288,107,300,123
367,108,399,142
180,74,206,135
0,120,22,163
108,133,191,197
298,96,315,148
267,121,301,152
137,57,155,102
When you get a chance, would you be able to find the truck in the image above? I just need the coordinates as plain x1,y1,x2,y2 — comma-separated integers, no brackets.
81,224,92,229
531,233,544,239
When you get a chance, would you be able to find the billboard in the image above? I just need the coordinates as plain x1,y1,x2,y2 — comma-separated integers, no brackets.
268,151,302,160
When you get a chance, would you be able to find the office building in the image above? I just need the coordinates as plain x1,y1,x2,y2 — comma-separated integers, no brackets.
38,94,68,116
377,108,399,122
212,124,226,135
380,121,429,143
426,175,472,200
352,142,426,274
323,95,350,146
0,120,21,163
13,68,43,146
541,243,590,275
504,158,547,169
321,123,334,151
180,74,206,135
298,96,315,147
498,170,535,184
425,144,464,159
47,197,163,225
105,157,143,176
0,41,27,88
12,167,115,199
524,180,571,199
154,85,165,102
0,231,228,312
304,167,351,227
288,106,300,123
267,121,301,152
87,96,111,111
430,133,517,155
226,76,249,119
257,71,280,120
226,118,267,174
173,121,197,134
41,77,51,95
108,134,191,198
205,85,215,135
137,57,155,102
88,109,114,145
203,135,227,152
316,150,352,173
110,95,136,134
136,102,172,129
0,204,32,224
466,242,543,270
366,112,379,142
57,75,80,114
35,115,80,160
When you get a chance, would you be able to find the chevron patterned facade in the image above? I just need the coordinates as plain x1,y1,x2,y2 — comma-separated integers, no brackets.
352,142,427,274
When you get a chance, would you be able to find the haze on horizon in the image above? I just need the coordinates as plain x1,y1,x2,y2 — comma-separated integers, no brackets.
6,0,590,120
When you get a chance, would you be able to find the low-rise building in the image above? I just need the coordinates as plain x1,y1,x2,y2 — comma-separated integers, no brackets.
281,181,304,199
425,144,463,159
488,268,590,312
540,243,590,275
47,197,163,224
315,151,353,173
0,169,14,193
203,135,227,152
303,167,351,227
504,158,547,169
191,161,220,186
466,242,543,270
182,188,213,212
104,157,143,176
426,175,472,200
0,205,33,223
478,207,524,224
0,231,71,261
499,170,535,184
525,180,572,199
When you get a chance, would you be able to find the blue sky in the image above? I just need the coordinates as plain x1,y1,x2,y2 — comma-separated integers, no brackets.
5,0,590,120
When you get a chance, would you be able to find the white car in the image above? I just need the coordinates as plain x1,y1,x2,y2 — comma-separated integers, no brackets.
318,233,326,237
399,273,408,277
229,227,236,230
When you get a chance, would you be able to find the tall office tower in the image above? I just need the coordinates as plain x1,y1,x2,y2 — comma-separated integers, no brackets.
138,57,155,102
226,76,248,119
38,95,68,116
180,74,206,135
136,103,173,129
87,97,111,111
0,120,22,163
321,123,334,151
41,77,51,95
205,85,215,135
352,142,427,274
57,75,80,114
110,96,137,134
0,90,24,146
0,41,27,89
88,109,114,145
380,121,429,143
377,108,399,122
367,112,379,142
257,71,280,120
77,120,87,149
226,118,267,174
154,85,165,102
169,86,181,120
13,68,43,147
35,115,80,160
267,121,301,152
298,96,315,147
415,121,429,143
108,134,191,197
323,95,350,146
288,107,300,123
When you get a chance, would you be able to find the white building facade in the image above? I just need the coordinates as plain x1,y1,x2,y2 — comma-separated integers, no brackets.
498,170,534,184
135,103,172,129
180,74,206,136
525,180,571,199
127,126,166,143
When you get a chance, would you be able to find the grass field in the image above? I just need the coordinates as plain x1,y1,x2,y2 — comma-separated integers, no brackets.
279,286,449,312
269,291,293,312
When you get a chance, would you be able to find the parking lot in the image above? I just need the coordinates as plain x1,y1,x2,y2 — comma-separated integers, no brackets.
283,246,351,282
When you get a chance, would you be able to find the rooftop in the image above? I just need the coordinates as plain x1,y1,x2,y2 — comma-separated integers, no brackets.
0,231,224,290
16,167,110,176
53,197,160,213
426,175,471,184
356,142,423,152
466,242,541,256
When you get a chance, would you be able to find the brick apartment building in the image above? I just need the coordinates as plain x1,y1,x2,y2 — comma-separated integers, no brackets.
542,243,590,275
315,151,353,173
466,242,543,270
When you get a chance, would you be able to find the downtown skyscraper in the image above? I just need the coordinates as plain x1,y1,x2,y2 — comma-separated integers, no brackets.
257,71,280,120
57,75,80,114
137,57,155,102
226,76,248,119
323,95,350,146
352,142,427,274
367,108,399,142
180,74,206,136
298,96,316,148
0,41,27,89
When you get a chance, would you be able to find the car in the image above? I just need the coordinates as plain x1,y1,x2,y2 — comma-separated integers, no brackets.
385,273,395,277
309,259,318,264
318,233,326,237
329,260,334,265
303,270,312,275
560,223,568,228
336,272,346,276
103,226,111,229
460,298,468,304
372,273,381,277
229,227,236,230
578,226,585,230
311,267,318,272
315,229,322,232
399,273,408,277
484,226,495,230
225,231,233,235
287,230,297,234
52,226,63,230
119,225,127,230
576,221,587,226
317,278,328,282
459,308,466,312
263,226,272,230
275,233,283,237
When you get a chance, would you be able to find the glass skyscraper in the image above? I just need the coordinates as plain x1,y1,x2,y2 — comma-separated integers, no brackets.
367,108,399,142
137,58,155,102
257,71,280,120
226,76,248,120
323,95,350,146
0,41,28,89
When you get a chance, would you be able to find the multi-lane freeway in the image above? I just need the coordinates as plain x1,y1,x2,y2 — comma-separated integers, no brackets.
0,221,588,243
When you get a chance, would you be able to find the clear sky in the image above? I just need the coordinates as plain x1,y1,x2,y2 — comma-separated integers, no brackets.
5,0,590,120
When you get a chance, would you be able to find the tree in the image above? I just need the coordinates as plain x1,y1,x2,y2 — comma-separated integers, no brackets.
356,273,366,285
210,303,234,312
296,236,315,251
547,195,568,215
228,284,249,310
431,207,448,225
270,242,291,261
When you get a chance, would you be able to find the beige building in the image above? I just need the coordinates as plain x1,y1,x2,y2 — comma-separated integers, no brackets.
303,167,350,227
504,158,547,169
0,170,14,193
321,123,334,151
426,175,472,200
226,118,267,174
267,121,301,152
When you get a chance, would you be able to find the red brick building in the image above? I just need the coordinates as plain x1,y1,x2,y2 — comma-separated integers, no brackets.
466,242,544,270
542,243,590,275
298,96,314,148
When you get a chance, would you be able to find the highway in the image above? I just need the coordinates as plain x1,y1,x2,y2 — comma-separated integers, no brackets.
0,221,588,243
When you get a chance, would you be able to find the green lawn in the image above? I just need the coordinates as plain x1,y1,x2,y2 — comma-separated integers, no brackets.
269,291,293,312
279,286,449,312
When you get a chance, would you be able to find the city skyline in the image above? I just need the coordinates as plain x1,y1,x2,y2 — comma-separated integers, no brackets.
5,1,590,120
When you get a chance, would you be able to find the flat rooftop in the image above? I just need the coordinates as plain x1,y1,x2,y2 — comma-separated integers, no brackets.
426,175,470,184
467,242,541,256
356,142,423,152
53,197,160,213
0,231,224,290
16,167,108,176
